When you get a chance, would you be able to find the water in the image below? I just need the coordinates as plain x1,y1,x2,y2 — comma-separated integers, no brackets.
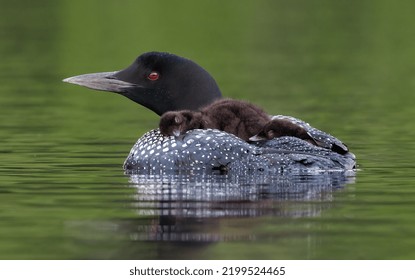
1,0,415,259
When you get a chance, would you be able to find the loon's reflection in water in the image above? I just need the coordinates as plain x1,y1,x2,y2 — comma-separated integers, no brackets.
125,171,356,243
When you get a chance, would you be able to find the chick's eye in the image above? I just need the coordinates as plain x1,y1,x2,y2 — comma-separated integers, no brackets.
147,71,160,81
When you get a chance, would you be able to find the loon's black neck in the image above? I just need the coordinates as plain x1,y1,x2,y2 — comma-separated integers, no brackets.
63,52,222,115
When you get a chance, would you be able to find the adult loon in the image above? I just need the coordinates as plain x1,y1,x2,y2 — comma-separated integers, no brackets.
63,52,356,174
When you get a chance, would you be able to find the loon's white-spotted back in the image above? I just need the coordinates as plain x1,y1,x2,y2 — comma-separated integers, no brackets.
123,129,355,174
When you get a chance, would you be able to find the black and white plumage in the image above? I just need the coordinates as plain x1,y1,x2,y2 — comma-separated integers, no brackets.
123,129,355,174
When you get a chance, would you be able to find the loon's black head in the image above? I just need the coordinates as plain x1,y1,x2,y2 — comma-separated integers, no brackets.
63,52,222,115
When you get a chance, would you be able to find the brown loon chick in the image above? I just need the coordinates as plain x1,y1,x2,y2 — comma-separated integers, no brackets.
159,98,315,143
159,99,270,141
249,119,317,145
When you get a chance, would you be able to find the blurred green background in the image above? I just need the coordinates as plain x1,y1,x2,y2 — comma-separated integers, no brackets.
0,0,415,259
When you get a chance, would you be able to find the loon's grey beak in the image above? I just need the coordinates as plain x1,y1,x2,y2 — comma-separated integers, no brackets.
63,71,136,93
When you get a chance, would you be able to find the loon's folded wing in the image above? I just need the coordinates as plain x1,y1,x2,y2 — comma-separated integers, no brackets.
271,115,349,154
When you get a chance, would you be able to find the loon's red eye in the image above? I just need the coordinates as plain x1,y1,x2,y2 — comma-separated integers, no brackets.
147,71,160,81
